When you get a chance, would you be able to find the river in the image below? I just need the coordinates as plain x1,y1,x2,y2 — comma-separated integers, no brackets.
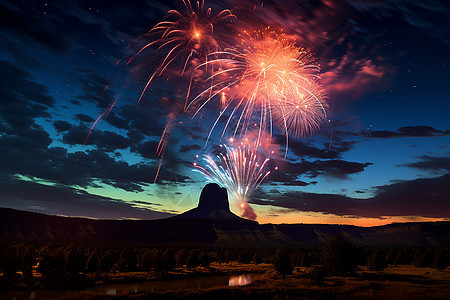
2,274,253,299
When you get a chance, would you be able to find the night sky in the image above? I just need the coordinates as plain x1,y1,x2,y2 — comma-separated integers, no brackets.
1,0,449,226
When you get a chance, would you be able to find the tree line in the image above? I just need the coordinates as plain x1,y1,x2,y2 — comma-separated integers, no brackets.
1,236,448,286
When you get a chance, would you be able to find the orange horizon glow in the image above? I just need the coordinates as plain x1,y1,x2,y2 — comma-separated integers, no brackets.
226,203,448,227
255,213,448,227
55,211,447,227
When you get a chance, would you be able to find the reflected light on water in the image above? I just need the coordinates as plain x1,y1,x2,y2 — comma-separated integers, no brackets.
106,288,116,295
228,274,252,286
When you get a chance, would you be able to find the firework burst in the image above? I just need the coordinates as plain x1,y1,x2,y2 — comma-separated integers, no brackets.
193,141,272,220
187,28,326,145
128,0,235,102
272,79,328,138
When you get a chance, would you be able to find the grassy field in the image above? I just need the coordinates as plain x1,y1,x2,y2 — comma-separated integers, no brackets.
49,264,450,299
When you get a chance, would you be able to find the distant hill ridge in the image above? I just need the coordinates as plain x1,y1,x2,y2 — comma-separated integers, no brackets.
1,183,449,247
0,208,448,247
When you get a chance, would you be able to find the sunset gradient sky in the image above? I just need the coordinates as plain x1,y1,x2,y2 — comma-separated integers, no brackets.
1,0,449,226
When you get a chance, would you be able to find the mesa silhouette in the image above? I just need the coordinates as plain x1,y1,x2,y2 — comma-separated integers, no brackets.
171,183,248,221
1,183,449,247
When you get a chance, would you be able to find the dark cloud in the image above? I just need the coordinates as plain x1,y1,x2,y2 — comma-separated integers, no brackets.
133,200,162,206
371,173,450,218
0,2,74,52
75,113,95,123
270,134,359,164
75,73,114,109
106,101,166,138
62,125,131,152
267,158,372,183
281,137,342,159
136,141,160,159
1,130,190,192
125,129,146,145
307,160,373,179
251,173,450,218
0,61,189,194
105,111,131,131
110,182,146,193
0,174,172,220
179,144,202,153
277,180,311,187
363,126,450,138
0,60,54,112
0,60,54,154
327,140,358,153
349,0,450,44
53,121,72,133
402,155,450,174
176,124,207,142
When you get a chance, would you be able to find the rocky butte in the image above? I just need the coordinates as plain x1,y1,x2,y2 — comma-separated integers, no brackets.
170,183,248,221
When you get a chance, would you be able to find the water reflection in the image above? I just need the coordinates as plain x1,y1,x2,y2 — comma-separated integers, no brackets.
5,274,254,299
228,274,252,286
106,288,116,295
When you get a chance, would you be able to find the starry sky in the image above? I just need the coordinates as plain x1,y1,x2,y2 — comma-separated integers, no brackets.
1,0,449,226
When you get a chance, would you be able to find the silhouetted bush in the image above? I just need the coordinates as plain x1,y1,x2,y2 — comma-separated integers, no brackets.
38,247,65,276
99,250,115,272
175,249,188,267
199,251,211,267
273,248,293,277
0,244,20,280
367,249,388,271
252,251,263,265
86,248,100,273
291,249,316,268
321,236,359,274
395,247,414,265
66,246,86,274
385,248,398,265
118,248,138,272
290,250,302,267
140,249,154,272
159,249,176,273
413,247,435,268
432,248,449,270
237,250,252,264
186,249,201,268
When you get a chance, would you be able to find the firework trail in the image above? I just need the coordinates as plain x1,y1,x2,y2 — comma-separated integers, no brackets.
127,0,236,103
187,28,327,148
84,85,119,146
193,141,272,220
154,112,178,183
329,125,333,149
